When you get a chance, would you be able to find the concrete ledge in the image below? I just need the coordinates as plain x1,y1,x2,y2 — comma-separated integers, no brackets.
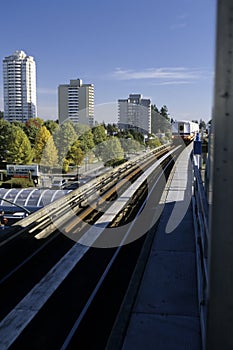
122,313,201,350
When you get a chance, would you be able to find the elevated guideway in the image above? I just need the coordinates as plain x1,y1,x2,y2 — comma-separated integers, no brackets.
119,3,233,349
108,143,203,350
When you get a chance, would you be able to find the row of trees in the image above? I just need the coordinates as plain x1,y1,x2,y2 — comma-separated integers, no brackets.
0,103,174,172
0,117,163,172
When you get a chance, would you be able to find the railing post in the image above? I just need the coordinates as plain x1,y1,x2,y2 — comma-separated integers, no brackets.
193,133,202,169
192,160,209,350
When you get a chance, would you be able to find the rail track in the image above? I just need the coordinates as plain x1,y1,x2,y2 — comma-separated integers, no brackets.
0,144,182,349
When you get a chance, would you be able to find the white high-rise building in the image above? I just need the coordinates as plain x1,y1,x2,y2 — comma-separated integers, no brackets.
58,78,94,127
3,50,37,122
118,94,151,134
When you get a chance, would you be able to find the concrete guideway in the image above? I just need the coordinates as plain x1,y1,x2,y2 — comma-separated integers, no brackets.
121,143,201,350
0,146,178,349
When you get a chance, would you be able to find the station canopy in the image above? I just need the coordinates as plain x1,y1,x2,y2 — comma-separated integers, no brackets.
0,188,72,213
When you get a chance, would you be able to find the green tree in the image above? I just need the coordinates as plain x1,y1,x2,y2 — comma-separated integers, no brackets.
0,119,11,164
128,129,144,144
23,117,44,146
160,105,170,120
74,123,90,137
6,125,33,164
54,121,78,164
43,120,59,135
151,104,159,113
98,137,124,164
0,111,4,119
66,140,84,166
92,125,107,145
147,136,161,148
79,129,95,154
106,123,119,136
120,137,143,154
11,121,25,129
199,119,206,130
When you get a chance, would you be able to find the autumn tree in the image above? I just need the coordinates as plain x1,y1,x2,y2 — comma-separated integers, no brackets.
6,125,33,164
34,126,51,162
40,136,58,168
34,126,58,168
66,140,84,166
23,117,44,146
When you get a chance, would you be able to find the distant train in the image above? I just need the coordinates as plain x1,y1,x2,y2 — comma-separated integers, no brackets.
172,120,199,144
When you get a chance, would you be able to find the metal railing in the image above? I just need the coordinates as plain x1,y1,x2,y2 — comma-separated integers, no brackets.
192,156,209,350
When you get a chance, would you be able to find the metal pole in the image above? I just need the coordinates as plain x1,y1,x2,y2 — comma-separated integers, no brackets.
0,197,31,215
206,1,233,349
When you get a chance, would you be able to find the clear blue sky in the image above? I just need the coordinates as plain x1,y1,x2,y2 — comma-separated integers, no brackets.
0,0,216,123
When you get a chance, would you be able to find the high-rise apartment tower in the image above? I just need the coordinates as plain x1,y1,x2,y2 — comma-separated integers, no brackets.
3,50,37,122
58,79,94,127
118,94,151,134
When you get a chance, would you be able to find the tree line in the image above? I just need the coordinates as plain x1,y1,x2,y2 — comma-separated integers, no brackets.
0,118,165,172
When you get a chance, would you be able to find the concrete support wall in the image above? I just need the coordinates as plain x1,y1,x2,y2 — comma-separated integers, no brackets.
206,1,233,349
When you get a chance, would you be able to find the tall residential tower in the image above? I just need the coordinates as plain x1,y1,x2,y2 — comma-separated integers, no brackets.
58,78,94,127
3,50,37,122
118,94,151,134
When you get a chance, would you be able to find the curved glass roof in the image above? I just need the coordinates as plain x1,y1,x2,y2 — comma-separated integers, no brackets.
0,188,72,213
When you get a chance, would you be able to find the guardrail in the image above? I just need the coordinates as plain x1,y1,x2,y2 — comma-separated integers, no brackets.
192,156,209,350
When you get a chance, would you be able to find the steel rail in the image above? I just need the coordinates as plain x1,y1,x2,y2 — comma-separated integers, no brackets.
0,144,172,247
0,146,173,286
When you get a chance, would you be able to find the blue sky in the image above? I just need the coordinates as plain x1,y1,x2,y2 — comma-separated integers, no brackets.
0,0,216,123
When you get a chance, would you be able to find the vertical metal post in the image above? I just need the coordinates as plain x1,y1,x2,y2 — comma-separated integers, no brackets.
206,1,233,349
193,133,202,169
